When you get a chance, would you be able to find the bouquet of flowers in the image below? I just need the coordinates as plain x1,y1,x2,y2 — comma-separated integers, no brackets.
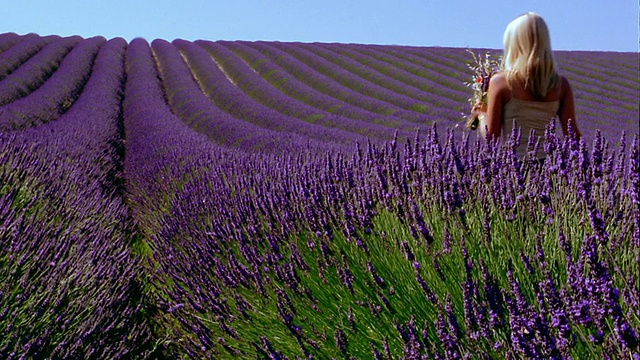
464,49,502,130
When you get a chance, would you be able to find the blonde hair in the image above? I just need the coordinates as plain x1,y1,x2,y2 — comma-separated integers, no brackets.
502,12,560,99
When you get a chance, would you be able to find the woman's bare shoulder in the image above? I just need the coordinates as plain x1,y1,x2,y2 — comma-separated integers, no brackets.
489,72,510,96
559,75,573,96
491,71,507,81
489,72,509,88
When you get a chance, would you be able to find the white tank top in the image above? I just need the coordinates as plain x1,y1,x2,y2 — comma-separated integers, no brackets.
501,98,560,157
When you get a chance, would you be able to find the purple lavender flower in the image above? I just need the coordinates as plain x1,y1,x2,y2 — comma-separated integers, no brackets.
334,327,347,354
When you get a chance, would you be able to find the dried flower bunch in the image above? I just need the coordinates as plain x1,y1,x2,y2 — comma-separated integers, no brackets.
464,49,502,130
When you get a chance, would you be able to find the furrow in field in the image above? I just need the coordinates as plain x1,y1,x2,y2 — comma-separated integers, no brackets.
213,40,417,139
200,42,394,140
319,44,476,124
558,50,640,73
394,45,478,74
564,71,639,106
348,45,469,95
559,51,640,84
243,40,441,125
312,44,467,115
0,37,152,359
152,39,339,153
296,42,467,113
0,32,21,53
0,33,57,81
269,42,460,124
175,39,370,146
556,55,640,96
0,36,81,105
0,37,105,131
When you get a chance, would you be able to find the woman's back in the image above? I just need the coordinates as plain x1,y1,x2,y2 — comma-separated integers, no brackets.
476,12,581,158
479,71,579,158
501,77,563,157
502,98,560,155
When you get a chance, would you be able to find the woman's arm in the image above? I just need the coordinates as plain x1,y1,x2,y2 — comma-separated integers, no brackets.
483,73,508,139
557,76,581,139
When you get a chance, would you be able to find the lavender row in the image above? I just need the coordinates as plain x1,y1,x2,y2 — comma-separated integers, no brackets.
241,40,438,125
192,39,380,145
122,38,287,357
309,44,466,100
558,54,639,95
236,42,432,123
123,37,234,208
370,44,486,92
0,36,104,131
223,41,408,125
201,40,411,140
0,33,56,80
568,84,638,121
557,50,640,74
123,37,314,226
150,38,330,153
569,81,638,113
0,35,81,105
421,45,488,67
363,44,483,87
172,39,365,147
333,43,473,119
388,45,479,77
273,41,462,123
0,38,151,358
319,42,471,103
0,32,21,53
558,58,639,100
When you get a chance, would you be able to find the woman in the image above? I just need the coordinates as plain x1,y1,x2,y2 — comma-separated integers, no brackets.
474,12,581,158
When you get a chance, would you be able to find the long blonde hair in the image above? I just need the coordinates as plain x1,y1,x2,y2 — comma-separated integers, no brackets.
502,12,560,99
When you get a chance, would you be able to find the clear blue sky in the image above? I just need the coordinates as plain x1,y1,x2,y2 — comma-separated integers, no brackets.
2,0,638,52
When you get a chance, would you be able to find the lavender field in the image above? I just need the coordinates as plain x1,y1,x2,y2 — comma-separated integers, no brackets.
0,32,638,359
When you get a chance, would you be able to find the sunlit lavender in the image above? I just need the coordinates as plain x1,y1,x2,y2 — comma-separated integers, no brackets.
1,32,638,359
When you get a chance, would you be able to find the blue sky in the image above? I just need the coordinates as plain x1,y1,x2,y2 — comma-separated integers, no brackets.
2,1,638,52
